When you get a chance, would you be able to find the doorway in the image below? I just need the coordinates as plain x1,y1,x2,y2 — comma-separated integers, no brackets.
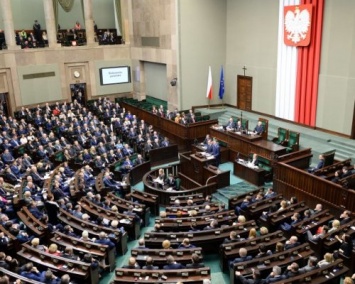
0,93,9,117
70,83,87,106
237,75,253,111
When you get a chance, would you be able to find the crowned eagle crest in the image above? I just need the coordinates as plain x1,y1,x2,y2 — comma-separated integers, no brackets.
285,7,310,44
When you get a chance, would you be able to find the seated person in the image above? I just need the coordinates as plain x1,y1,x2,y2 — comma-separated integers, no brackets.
142,256,158,270
95,231,115,249
253,121,264,135
229,247,252,267
283,262,300,278
307,225,328,242
308,154,324,173
163,255,185,269
20,262,42,281
299,256,318,273
186,253,204,268
235,195,252,215
165,174,176,190
317,252,334,267
284,236,300,250
335,233,353,257
249,153,259,167
235,120,244,132
122,257,140,269
265,265,285,283
224,117,236,131
178,238,195,249
223,231,241,244
331,170,342,183
280,212,301,231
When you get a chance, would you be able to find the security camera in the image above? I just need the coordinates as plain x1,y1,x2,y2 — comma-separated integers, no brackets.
170,78,177,86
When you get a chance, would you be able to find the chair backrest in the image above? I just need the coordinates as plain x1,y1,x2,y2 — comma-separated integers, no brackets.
322,150,336,167
288,131,299,146
278,127,289,142
233,116,249,130
258,117,268,140
175,178,181,190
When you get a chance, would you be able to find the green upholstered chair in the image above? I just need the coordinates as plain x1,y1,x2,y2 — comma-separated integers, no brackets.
175,177,181,190
272,127,289,146
286,131,300,152
258,117,269,140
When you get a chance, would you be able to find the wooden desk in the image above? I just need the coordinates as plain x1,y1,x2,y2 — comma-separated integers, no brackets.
113,267,211,284
209,127,286,160
148,144,179,167
233,160,265,186
120,101,217,150
180,152,230,188
192,144,229,164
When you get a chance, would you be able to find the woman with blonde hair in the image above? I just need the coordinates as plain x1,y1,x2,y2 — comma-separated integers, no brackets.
317,252,334,267
278,200,288,211
46,243,61,256
162,240,171,249
248,228,257,239
329,219,340,233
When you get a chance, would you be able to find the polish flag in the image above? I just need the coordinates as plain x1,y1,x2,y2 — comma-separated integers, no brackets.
206,66,213,100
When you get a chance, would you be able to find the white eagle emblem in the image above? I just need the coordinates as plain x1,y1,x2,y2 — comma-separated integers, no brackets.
285,7,310,44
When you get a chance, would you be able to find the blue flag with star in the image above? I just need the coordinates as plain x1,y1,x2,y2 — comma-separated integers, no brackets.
218,66,224,99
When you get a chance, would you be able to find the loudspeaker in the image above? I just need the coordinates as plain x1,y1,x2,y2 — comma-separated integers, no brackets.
170,78,177,86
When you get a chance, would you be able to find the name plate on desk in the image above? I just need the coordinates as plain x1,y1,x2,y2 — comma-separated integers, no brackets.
187,234,194,238
159,251,166,256
170,234,176,238
201,270,209,275
214,230,221,235
176,251,183,256
181,272,189,277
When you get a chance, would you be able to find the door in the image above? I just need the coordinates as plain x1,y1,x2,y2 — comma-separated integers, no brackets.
70,83,87,106
237,75,252,111
0,93,9,116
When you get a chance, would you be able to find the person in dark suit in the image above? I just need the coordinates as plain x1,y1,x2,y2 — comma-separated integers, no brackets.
229,247,252,268
186,253,204,268
342,166,352,178
225,117,236,131
250,153,259,166
163,255,185,269
265,266,286,283
122,257,140,269
253,121,264,135
95,231,115,249
283,262,300,278
142,257,158,270
235,120,244,132
20,262,42,281
165,174,176,189
223,231,240,244
178,238,195,249
235,269,266,284
308,154,324,173
212,139,221,166
284,236,300,250
339,210,352,225
331,170,342,183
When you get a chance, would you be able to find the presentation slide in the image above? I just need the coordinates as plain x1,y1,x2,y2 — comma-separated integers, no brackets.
100,66,131,85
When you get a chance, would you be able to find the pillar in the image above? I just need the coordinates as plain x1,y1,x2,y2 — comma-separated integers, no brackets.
43,0,61,48
1,0,19,49
83,0,97,46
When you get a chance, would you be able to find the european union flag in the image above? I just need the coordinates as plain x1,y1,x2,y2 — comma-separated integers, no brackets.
218,66,224,100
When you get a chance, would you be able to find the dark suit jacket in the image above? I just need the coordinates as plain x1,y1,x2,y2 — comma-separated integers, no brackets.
163,263,185,269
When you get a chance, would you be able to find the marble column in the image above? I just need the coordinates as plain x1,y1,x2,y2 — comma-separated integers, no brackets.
1,0,19,49
83,0,97,46
43,0,61,48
